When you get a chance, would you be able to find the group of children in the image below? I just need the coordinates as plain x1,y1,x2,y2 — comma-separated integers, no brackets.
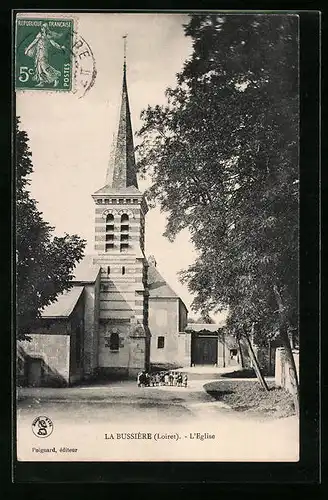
137,370,188,388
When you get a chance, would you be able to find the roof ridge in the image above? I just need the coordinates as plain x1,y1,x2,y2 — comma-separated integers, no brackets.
147,264,179,299
41,286,84,318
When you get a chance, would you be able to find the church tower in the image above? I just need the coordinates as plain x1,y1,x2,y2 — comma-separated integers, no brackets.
92,42,150,378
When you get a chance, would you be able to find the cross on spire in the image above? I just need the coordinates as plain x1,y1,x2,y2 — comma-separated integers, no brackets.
123,34,127,74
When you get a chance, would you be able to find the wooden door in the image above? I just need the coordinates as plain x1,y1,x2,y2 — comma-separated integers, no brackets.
193,336,218,365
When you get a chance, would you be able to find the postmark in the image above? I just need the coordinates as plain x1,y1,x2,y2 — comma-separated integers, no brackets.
71,32,97,99
31,415,54,438
15,18,74,91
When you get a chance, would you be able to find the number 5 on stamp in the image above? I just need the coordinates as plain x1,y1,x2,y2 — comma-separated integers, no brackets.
15,18,74,91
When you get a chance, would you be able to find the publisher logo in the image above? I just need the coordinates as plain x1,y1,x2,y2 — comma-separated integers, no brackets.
32,416,54,438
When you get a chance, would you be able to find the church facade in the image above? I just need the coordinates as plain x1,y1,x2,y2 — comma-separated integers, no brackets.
18,58,189,386
17,57,245,387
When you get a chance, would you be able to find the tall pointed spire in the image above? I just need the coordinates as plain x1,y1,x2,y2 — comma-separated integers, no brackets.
106,35,138,189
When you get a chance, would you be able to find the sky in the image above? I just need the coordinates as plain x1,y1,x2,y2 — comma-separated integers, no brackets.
16,12,227,322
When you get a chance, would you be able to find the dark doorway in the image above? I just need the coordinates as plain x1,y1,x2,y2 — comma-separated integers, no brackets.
27,357,43,387
192,336,218,365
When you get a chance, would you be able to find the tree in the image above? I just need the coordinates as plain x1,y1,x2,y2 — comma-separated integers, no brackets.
16,117,86,340
136,14,299,409
195,314,215,324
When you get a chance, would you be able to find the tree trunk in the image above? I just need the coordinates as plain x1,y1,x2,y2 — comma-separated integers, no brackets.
288,326,295,349
237,334,244,368
223,334,226,368
273,285,299,416
268,341,272,375
243,325,269,392
280,325,299,415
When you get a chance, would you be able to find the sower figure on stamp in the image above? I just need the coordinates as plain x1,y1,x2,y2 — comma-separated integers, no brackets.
24,22,66,87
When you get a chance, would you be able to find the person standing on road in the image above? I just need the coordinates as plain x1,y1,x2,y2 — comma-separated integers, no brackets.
137,371,143,387
183,373,188,388
169,372,173,386
146,372,151,387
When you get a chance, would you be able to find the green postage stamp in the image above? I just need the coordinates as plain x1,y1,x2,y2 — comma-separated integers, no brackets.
15,18,74,91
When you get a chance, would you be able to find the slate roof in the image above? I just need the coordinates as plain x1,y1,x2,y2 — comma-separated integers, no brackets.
147,264,179,299
41,286,84,319
109,66,139,189
72,255,100,283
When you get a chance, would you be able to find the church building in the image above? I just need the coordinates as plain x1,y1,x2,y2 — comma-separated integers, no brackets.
17,51,241,387
18,54,188,386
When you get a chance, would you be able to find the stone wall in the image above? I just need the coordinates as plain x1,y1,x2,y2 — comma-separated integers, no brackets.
18,289,86,387
275,347,299,394
83,277,100,378
178,299,188,332
97,319,147,378
19,334,70,386
149,298,186,367
69,293,85,384
98,321,131,368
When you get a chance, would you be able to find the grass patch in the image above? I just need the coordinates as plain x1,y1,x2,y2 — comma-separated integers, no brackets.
204,380,295,419
220,368,274,378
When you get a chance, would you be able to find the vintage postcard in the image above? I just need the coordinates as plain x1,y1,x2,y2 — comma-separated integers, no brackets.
15,11,301,463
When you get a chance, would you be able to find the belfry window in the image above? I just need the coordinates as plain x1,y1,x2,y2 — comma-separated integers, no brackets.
121,214,129,231
106,213,114,231
122,266,126,275
105,213,115,252
120,214,129,252
109,332,119,351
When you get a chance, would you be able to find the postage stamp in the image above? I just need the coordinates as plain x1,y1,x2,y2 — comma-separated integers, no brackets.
15,18,74,91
